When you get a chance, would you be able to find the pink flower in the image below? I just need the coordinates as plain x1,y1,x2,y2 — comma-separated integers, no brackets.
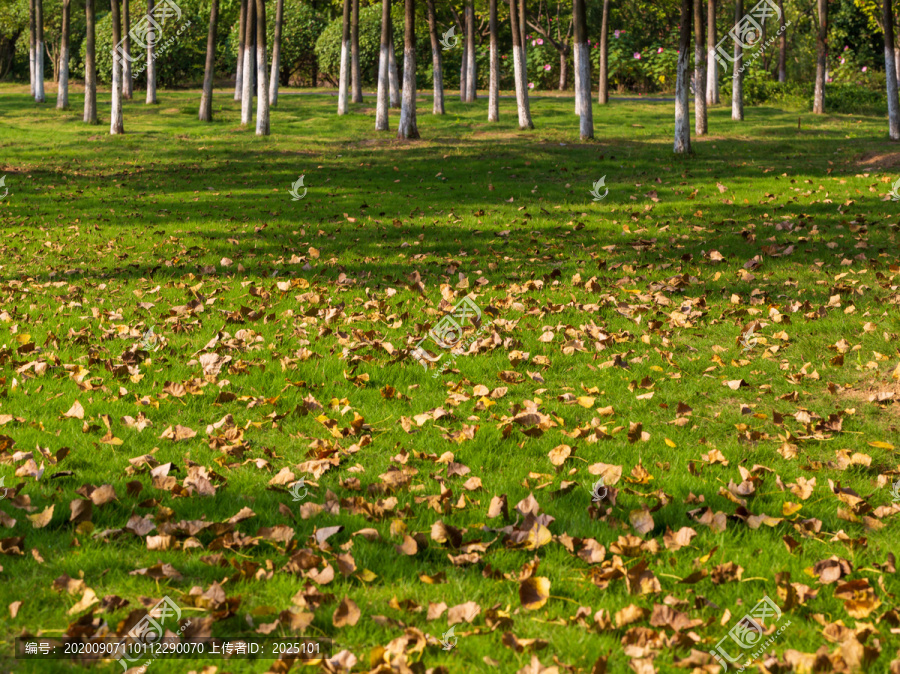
537,38,544,45
840,57,844,64
862,66,868,72
844,45,849,51
614,30,620,38
657,47,664,54
528,82,535,89
633,52,641,59
543,64,551,71
531,40,536,47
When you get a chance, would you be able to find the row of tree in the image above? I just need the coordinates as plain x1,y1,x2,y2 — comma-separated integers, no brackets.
23,0,900,146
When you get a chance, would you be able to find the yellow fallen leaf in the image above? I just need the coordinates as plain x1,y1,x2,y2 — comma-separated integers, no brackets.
868,441,895,450
664,438,676,448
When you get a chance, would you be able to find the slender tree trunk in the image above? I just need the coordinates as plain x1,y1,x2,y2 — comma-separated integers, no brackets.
573,0,592,137
34,0,45,102
465,0,476,101
599,0,610,103
57,0,70,109
30,0,35,97
459,16,467,101
146,0,157,104
269,0,283,105
338,0,351,114
694,0,707,134
813,0,826,114
519,0,528,76
884,0,900,139
895,47,900,87
674,0,691,152
706,0,719,104
235,0,246,100
110,0,124,134
122,0,132,99
509,0,533,129
398,0,419,138
558,49,567,90
351,0,363,102
731,0,743,121
199,0,219,121
84,0,97,122
777,0,786,81
376,0,391,130
389,21,401,107
488,0,499,120
255,0,270,135
426,0,445,114
241,0,256,125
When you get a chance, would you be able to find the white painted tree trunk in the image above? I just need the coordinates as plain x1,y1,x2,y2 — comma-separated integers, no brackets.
84,0,97,122
57,46,69,109
512,47,533,129
895,47,900,87
35,43,45,102
488,0,499,121
885,0,900,140
706,0,719,104
574,42,592,139
146,0,157,104
674,0,691,153
255,0,269,135
235,0,245,100
694,0,707,135
397,44,417,136
111,55,124,134
389,34,400,108
731,0,743,122
241,40,254,124
338,41,350,114
122,0,132,99
464,0,476,101
376,0,391,130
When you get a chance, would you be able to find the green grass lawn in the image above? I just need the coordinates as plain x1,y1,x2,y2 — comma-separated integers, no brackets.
1,83,899,673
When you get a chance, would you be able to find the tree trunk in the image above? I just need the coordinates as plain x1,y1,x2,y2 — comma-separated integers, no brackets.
509,0,533,129
559,50,567,90
146,0,157,104
573,0,592,138
255,0,270,135
777,0,786,81
426,0,445,114
34,0,45,102
519,0,528,74
488,0,499,120
235,0,245,100
694,0,707,134
894,47,899,87
57,0,70,109
269,0,283,105
338,0,351,114
398,0,419,138
674,0,691,152
351,0,363,102
84,0,97,122
731,0,743,121
241,0,256,125
465,0,476,101
884,0,900,139
459,15,467,101
706,0,719,104
389,21,401,107
122,0,132,99
199,0,219,121
598,0,610,103
110,0,124,134
376,0,391,129
30,0,35,97
813,0,826,114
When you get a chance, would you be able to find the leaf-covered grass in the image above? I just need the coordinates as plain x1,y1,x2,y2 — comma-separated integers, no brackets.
1,84,899,673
